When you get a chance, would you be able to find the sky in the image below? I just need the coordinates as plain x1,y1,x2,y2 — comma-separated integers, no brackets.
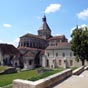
0,0,88,47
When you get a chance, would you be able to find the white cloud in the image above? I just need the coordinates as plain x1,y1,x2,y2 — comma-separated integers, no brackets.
80,24,87,28
70,24,88,34
36,16,40,19
13,38,20,47
0,40,3,43
70,26,76,34
68,37,72,42
77,8,88,20
45,4,61,14
0,40,8,44
79,24,88,30
0,38,19,47
3,24,12,28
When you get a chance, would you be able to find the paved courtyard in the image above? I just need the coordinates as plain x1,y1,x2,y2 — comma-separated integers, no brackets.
53,70,88,88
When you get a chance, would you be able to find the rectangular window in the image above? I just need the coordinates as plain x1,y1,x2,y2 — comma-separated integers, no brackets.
47,53,50,57
70,52,72,57
62,52,65,57
29,60,32,65
56,53,58,57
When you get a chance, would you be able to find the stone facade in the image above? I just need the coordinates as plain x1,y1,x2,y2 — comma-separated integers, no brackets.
19,34,48,49
17,15,87,69
42,43,76,68
0,44,20,67
18,15,52,69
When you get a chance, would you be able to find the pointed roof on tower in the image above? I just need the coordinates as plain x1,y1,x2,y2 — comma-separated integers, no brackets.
39,15,51,31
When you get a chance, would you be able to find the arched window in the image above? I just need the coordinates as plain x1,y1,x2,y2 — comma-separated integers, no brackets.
59,60,62,65
46,59,49,67
24,42,26,47
27,42,29,47
30,42,32,47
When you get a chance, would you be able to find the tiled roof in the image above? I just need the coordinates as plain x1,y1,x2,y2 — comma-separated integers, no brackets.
20,33,46,40
18,47,44,51
0,44,20,55
46,43,71,50
39,50,45,55
18,47,45,57
23,51,35,57
20,33,38,38
39,22,51,31
48,35,67,40
38,15,51,31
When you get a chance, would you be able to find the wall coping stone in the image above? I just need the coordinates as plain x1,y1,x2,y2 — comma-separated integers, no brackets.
84,66,88,70
73,66,84,75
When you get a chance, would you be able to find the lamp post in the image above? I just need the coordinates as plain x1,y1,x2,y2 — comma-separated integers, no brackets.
64,57,67,69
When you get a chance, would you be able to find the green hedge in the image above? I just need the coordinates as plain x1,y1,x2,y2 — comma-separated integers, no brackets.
71,67,78,71
29,68,63,81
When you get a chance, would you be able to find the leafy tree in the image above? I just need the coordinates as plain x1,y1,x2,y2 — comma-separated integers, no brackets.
70,26,88,65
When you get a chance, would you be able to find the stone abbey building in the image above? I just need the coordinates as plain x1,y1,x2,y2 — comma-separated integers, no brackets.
0,16,87,69
17,15,73,69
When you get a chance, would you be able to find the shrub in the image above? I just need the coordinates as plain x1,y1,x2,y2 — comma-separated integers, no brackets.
29,68,63,81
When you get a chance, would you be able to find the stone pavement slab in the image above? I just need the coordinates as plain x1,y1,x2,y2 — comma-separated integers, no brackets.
53,70,88,88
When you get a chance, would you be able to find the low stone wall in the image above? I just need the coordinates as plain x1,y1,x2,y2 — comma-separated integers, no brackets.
13,69,72,88
72,66,84,75
84,66,88,70
0,67,17,75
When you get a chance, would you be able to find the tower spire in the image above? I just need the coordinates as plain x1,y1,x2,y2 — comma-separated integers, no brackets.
42,14,46,22
38,15,52,39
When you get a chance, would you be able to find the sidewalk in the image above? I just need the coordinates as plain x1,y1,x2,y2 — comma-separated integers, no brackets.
53,70,88,88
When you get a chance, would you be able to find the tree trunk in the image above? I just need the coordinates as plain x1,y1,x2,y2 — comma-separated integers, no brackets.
81,59,85,66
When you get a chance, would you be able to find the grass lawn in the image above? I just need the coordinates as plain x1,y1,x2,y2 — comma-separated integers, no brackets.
0,68,64,87
0,66,8,72
0,69,37,87
29,68,64,81
71,67,78,71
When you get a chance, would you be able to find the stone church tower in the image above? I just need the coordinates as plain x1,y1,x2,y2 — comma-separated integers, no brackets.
38,15,52,39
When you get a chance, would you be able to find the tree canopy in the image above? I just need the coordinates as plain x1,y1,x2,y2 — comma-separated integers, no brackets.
70,26,88,65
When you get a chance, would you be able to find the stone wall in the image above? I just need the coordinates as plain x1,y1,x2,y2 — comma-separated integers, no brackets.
13,69,72,88
0,67,17,75
73,66,84,75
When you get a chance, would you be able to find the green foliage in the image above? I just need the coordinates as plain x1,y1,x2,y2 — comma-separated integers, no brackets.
0,66,8,72
0,68,63,87
0,69,37,87
70,26,88,65
71,67,78,71
29,68,63,81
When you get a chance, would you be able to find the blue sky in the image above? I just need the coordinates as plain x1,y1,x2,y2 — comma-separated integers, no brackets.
0,0,88,47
